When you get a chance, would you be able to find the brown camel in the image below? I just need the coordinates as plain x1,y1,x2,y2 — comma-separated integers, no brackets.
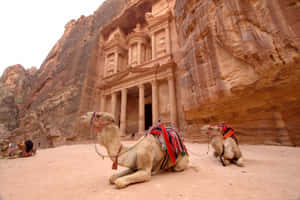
80,112,189,189
201,125,244,167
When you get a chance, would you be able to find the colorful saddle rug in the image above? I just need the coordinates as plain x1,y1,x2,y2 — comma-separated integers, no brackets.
146,124,188,164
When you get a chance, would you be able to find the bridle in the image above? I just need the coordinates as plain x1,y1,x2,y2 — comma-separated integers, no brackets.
90,112,112,132
90,112,123,170
206,125,221,139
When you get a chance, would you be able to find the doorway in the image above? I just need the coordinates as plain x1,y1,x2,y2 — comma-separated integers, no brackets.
145,104,152,130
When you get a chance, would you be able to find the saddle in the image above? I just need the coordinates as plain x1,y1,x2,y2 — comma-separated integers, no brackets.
146,124,188,164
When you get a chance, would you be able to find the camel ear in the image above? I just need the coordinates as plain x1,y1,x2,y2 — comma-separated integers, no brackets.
102,113,115,123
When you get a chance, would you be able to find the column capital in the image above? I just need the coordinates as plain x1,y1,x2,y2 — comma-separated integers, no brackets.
138,83,145,89
111,91,117,95
167,75,174,81
151,79,158,87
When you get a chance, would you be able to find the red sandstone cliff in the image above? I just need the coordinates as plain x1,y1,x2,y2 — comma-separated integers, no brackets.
0,64,36,139
3,0,129,147
175,0,300,146
1,0,300,147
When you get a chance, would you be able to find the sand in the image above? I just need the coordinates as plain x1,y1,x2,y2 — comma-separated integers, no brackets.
1,142,300,200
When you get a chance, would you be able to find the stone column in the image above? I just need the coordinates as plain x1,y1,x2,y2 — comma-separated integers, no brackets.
111,92,117,118
128,46,132,65
168,76,177,127
114,52,118,73
151,80,159,124
120,88,127,136
138,84,145,134
137,42,141,65
151,34,156,60
100,94,106,112
165,26,171,55
98,91,102,111
104,54,108,77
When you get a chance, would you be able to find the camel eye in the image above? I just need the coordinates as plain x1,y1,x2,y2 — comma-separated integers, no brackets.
96,114,101,118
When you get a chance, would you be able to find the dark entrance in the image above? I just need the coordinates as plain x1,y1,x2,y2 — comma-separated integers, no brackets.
145,104,152,130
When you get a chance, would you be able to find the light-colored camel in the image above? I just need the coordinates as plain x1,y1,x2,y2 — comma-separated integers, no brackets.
201,125,244,167
80,112,189,189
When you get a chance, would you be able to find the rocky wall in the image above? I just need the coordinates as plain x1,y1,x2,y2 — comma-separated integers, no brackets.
3,0,129,147
175,0,300,146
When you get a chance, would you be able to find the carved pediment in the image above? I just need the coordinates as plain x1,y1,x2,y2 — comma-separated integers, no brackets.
103,27,127,50
107,27,126,43
145,10,172,30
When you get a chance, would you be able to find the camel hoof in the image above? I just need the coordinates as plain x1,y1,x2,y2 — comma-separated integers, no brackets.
109,177,115,185
115,179,127,189
213,151,219,158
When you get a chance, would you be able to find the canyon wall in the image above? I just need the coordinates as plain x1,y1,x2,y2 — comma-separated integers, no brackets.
0,65,35,139
4,0,129,147
1,0,300,147
175,0,300,145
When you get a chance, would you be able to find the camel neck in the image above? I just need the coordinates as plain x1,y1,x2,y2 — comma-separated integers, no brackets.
100,126,123,158
98,125,132,168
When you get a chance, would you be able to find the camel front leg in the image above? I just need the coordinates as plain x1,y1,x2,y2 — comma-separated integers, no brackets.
109,168,136,184
173,155,189,172
220,156,230,166
114,169,151,189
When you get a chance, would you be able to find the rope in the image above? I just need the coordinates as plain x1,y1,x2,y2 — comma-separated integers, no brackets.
92,122,211,160
186,133,211,158
91,126,147,159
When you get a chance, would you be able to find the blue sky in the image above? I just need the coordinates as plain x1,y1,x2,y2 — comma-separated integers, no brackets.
0,0,105,76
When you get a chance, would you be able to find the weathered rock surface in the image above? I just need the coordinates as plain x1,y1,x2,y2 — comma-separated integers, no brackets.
3,0,129,147
1,0,300,147
0,64,35,139
175,0,300,146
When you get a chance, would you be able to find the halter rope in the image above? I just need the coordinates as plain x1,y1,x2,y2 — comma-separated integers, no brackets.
90,112,146,168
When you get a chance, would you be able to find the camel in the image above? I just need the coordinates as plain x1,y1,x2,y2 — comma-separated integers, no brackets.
0,139,36,159
80,112,189,189
201,125,244,167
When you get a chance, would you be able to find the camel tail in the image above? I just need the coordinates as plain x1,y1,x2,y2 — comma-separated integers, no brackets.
234,157,244,167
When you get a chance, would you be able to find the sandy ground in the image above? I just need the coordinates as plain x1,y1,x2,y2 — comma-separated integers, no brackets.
1,142,300,200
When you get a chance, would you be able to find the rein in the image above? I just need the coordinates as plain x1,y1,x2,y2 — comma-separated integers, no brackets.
186,131,210,158
90,112,146,169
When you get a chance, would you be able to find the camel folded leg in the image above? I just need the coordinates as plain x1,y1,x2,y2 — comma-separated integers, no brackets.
173,155,189,172
114,169,151,189
109,168,136,184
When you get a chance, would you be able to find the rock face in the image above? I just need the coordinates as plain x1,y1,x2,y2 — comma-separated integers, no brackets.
3,0,129,147
175,0,300,146
0,64,35,139
1,0,300,147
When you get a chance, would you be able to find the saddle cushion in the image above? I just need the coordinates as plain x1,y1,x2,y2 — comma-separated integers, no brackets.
147,124,188,163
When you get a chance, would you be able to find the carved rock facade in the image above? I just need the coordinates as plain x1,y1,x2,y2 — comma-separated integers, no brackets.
1,0,300,147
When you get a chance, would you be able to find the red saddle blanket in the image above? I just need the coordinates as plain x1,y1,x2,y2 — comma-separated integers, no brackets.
147,124,188,164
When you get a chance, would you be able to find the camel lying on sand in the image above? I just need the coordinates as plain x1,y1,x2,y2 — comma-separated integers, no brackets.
0,139,36,159
80,112,189,189
201,125,244,167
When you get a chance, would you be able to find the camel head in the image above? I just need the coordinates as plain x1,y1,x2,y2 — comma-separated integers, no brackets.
200,125,222,137
80,112,115,128
80,112,119,146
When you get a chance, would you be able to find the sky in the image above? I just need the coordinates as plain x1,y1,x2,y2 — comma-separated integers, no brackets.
0,0,105,76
